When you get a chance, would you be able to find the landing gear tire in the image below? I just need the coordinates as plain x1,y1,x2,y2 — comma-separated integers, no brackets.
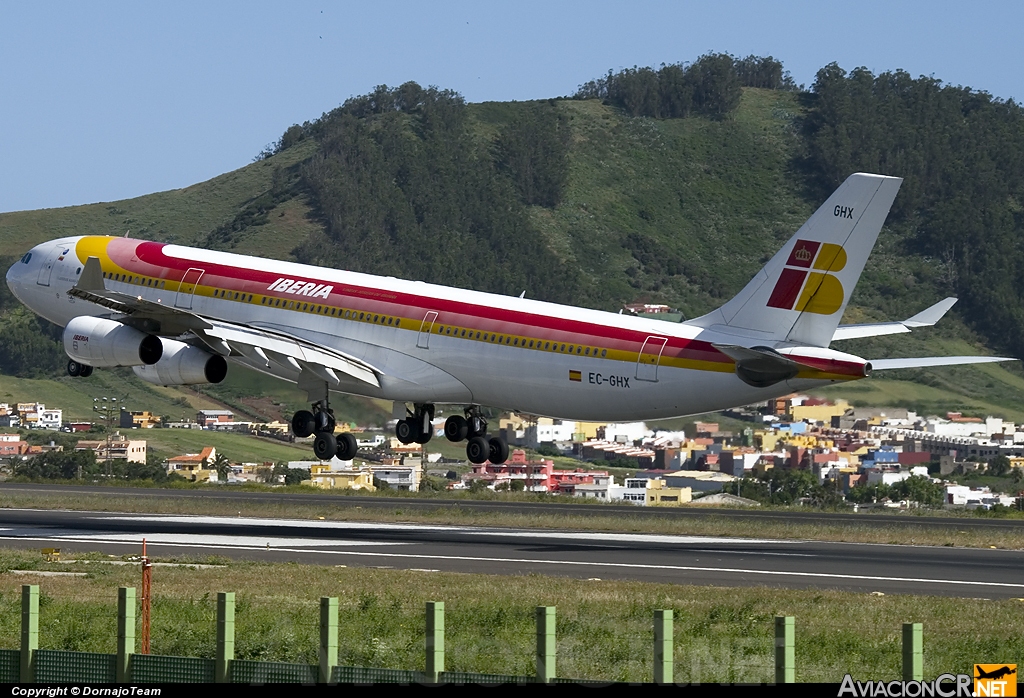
79,365,93,377
292,410,315,438
415,423,432,444
466,436,490,464
313,432,338,461
488,437,509,465
336,432,358,461
67,360,82,377
444,415,468,442
396,418,416,445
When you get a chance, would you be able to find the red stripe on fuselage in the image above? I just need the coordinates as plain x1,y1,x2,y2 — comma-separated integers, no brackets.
116,239,724,366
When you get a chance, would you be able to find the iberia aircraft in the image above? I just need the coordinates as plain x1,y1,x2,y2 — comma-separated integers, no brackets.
5,173,1012,465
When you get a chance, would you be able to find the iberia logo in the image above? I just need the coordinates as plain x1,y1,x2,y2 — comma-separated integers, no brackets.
975,664,1017,697
766,239,848,315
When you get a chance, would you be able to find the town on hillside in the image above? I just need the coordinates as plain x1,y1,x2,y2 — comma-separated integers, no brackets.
0,395,1021,512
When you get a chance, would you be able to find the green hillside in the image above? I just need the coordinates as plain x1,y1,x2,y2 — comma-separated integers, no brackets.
1,55,1023,422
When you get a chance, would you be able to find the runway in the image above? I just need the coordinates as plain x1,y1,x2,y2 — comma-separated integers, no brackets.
3,482,1024,533
0,508,1021,598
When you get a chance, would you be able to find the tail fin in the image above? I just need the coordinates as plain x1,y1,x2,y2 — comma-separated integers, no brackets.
689,173,902,347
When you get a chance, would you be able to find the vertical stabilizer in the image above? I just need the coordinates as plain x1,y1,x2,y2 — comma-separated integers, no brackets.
689,173,902,347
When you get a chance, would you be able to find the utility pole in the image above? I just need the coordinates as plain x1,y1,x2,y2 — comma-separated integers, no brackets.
141,538,152,654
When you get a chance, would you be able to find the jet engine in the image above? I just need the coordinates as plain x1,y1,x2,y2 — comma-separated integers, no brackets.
132,338,228,386
63,316,162,367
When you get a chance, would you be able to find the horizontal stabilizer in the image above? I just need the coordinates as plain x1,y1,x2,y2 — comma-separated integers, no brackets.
832,297,957,341
870,356,1016,370
904,297,958,327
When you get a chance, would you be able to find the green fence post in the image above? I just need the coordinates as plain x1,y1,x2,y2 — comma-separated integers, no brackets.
536,606,556,683
774,615,794,684
20,585,38,683
425,601,444,683
117,587,136,683
902,623,922,681
654,609,673,684
216,592,235,683
319,597,338,684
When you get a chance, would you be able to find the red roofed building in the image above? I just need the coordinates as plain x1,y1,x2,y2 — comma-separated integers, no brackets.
470,449,610,493
166,446,218,481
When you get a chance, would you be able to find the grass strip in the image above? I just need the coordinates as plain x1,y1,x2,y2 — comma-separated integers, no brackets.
0,548,1017,682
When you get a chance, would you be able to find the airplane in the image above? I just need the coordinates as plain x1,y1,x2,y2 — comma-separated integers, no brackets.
5,172,1013,465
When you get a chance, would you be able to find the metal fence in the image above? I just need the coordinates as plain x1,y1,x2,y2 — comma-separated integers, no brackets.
9,584,926,684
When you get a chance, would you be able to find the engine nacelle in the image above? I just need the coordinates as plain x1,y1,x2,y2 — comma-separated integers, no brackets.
132,338,228,386
64,316,162,367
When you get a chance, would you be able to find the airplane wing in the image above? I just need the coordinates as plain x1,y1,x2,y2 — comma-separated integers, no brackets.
831,298,958,341
870,356,1016,370
69,256,380,388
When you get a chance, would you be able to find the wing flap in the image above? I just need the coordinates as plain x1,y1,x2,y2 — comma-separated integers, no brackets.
202,321,380,388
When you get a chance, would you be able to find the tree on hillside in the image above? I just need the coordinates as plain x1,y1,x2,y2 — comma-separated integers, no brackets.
574,52,772,120
988,455,1011,478
298,83,578,303
493,102,571,207
15,449,96,480
212,453,231,482
802,63,1024,361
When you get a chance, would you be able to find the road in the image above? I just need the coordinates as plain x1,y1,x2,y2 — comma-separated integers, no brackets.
0,508,1021,598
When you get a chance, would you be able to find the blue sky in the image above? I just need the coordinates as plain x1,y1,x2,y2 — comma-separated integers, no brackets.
1,1,1022,213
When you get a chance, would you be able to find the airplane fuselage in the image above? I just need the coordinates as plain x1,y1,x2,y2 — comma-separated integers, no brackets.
6,235,867,422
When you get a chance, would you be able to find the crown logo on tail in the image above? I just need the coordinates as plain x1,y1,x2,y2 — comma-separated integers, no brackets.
794,246,812,262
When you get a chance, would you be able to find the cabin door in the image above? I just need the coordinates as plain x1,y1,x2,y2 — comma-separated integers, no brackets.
635,335,668,382
175,268,205,309
417,310,438,349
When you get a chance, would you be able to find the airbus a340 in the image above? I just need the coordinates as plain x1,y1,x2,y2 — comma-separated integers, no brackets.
6,173,1011,464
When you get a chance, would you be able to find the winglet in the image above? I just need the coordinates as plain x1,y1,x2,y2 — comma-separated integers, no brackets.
75,256,106,293
903,297,957,327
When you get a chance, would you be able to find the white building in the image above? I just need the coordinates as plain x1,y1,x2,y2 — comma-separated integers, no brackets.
532,419,579,444
38,408,62,430
945,484,1017,509
602,422,649,444
355,432,387,448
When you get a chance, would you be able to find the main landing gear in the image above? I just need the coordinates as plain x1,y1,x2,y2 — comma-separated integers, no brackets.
291,397,358,462
443,408,509,465
395,403,434,446
66,359,93,378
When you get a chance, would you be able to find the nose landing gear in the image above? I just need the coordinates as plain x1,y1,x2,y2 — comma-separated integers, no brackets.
66,359,93,378
444,408,508,465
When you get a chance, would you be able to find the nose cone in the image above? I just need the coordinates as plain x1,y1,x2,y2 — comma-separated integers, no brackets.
6,249,34,304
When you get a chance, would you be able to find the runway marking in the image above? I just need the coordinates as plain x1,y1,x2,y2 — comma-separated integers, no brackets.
94,514,801,546
0,529,407,550
0,533,1020,591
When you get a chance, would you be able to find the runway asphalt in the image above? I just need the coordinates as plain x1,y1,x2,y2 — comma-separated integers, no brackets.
0,507,1021,598
2,482,1024,532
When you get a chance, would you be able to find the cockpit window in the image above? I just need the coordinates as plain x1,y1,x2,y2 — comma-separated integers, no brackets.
20,253,31,264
